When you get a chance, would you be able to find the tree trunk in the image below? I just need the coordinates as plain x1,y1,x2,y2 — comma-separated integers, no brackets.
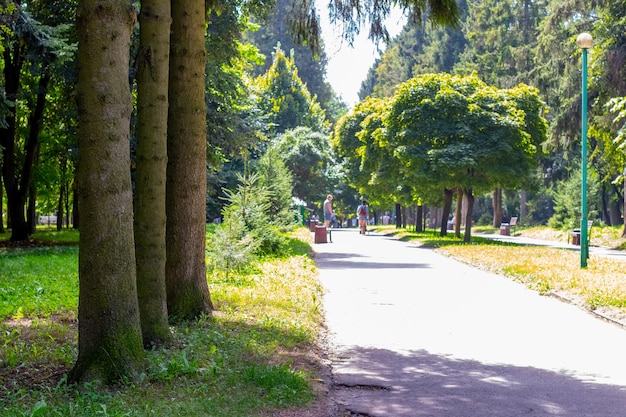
492,187,502,227
519,189,527,225
69,0,144,384
454,187,462,238
395,202,401,228
0,176,3,233
134,0,171,346
28,186,36,234
1,41,28,241
609,183,621,227
416,203,423,232
463,188,475,243
57,156,67,230
72,170,79,229
440,188,454,237
166,0,213,320
57,177,65,230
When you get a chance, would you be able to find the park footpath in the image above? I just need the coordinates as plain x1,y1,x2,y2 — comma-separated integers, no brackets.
312,228,626,417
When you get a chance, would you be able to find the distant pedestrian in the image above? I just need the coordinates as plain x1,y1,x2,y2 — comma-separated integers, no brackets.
357,200,369,234
323,195,334,228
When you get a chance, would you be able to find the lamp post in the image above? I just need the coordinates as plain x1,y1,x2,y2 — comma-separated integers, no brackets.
577,32,592,268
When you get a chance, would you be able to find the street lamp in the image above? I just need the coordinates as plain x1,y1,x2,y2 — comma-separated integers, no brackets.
577,32,592,268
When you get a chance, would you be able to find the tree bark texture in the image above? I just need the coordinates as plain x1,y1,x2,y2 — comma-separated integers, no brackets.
134,0,172,346
166,0,213,320
492,187,503,227
70,0,144,383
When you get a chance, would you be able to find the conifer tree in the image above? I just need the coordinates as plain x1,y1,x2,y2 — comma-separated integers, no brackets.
255,45,328,135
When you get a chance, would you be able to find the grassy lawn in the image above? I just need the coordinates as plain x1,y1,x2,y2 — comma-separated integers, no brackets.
0,228,324,417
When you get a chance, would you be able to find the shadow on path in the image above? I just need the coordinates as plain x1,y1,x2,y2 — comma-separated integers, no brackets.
315,251,431,270
333,347,626,417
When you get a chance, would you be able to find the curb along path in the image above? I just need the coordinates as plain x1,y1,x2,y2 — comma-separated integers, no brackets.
313,229,626,417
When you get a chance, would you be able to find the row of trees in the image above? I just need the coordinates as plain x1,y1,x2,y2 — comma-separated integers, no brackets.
358,0,626,232
0,0,461,384
333,73,547,241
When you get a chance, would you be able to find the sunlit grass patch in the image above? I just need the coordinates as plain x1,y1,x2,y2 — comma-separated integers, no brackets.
1,227,322,417
210,254,322,350
439,244,626,310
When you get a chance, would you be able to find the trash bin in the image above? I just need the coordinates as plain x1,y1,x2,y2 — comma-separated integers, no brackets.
314,225,327,244
571,230,581,245
500,224,510,236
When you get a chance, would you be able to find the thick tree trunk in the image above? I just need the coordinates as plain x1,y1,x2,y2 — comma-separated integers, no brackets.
463,188,475,243
70,0,144,384
166,0,213,319
492,187,503,228
134,0,171,346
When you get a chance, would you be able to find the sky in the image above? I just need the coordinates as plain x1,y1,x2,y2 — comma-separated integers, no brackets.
318,7,406,107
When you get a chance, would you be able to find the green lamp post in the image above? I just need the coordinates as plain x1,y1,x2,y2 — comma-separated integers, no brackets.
577,32,592,268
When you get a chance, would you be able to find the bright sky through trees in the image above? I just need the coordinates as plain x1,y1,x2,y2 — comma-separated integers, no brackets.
319,6,405,106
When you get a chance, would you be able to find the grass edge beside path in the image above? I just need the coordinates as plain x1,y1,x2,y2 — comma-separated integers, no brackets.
370,225,626,328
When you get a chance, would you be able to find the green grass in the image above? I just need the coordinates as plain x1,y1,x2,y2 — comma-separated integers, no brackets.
0,227,321,417
0,246,78,318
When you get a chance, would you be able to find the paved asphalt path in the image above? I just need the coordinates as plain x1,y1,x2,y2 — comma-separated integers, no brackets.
313,228,626,417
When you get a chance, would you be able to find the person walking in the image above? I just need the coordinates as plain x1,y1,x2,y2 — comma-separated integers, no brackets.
323,195,334,228
357,200,369,234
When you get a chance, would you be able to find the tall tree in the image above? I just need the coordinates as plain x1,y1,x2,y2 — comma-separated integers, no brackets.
166,0,213,319
134,0,171,346
0,4,70,241
255,45,328,135
255,145,295,226
271,126,339,208
70,0,144,383
246,0,337,115
386,73,546,241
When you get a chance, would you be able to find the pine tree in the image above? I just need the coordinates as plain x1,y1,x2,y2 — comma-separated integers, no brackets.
255,45,328,135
